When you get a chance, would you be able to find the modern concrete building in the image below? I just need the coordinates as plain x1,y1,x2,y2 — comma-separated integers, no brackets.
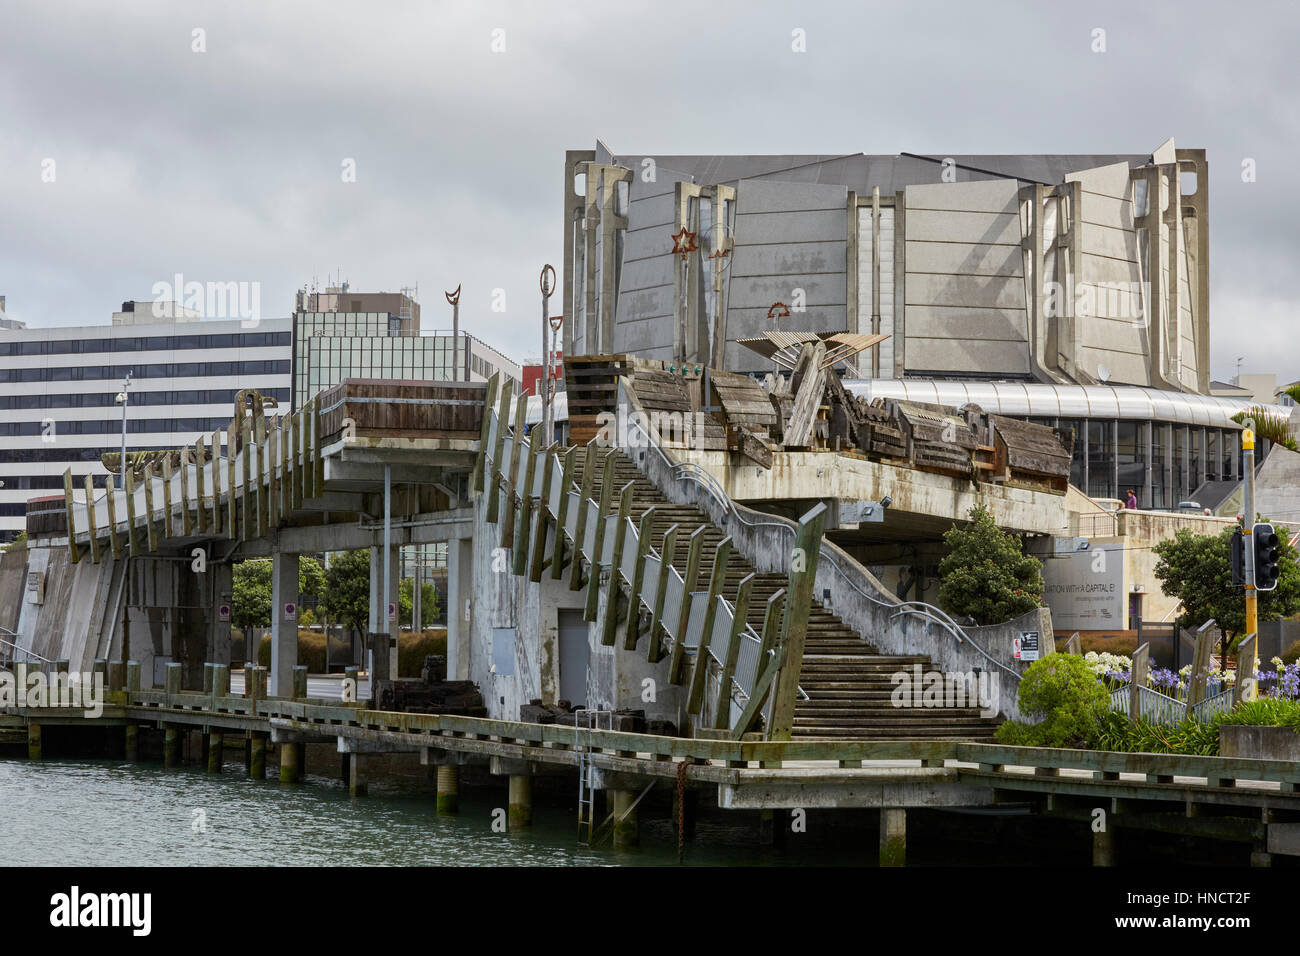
565,137,1209,391
0,303,290,543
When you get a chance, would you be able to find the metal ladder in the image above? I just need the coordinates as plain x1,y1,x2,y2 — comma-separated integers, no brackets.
574,707,608,845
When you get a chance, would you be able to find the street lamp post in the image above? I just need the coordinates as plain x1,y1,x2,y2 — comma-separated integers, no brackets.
115,371,133,488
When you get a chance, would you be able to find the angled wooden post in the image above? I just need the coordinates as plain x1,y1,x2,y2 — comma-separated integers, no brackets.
501,393,528,549
758,589,787,661
731,646,784,740
268,416,280,529
583,452,617,621
240,418,252,541
687,536,733,714
83,474,102,564
623,506,657,650
472,373,499,494
568,445,596,590
142,462,159,552
714,573,755,729
600,483,635,646
124,469,141,557
183,446,197,536
105,474,122,560
513,424,541,574
62,469,80,564
1065,632,1081,655
485,378,513,523
256,426,269,538
295,410,307,508
226,427,237,540
529,444,558,583
161,457,174,539
551,447,577,579
279,414,291,519
669,526,708,684
1235,633,1258,705
646,525,679,663
767,503,827,741
1128,642,1150,724
1185,620,1217,718
202,432,216,535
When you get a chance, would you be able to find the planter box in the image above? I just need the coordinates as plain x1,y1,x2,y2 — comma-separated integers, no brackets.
1219,724,1300,761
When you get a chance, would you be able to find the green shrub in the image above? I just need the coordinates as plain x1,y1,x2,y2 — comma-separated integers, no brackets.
398,629,448,678
1078,633,1138,657
993,720,1039,746
1282,639,1300,666
257,629,328,672
1012,652,1110,747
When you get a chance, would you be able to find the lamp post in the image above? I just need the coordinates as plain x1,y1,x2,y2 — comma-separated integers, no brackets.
115,370,133,488
540,264,558,444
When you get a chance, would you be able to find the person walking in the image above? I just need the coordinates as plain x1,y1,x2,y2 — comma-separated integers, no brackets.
1125,489,1138,510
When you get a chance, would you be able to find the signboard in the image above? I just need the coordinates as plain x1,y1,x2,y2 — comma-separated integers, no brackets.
1014,630,1041,662
1041,546,1123,630
217,603,231,623
388,601,397,623
283,602,297,621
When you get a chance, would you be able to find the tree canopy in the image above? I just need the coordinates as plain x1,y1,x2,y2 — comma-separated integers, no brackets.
937,505,1044,626
1152,522,1300,645
399,577,442,627
318,549,371,634
230,556,326,631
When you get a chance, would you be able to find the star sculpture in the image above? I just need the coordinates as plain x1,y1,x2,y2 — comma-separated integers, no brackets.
670,227,698,259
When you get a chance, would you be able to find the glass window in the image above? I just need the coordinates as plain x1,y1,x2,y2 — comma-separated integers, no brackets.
1117,421,1145,508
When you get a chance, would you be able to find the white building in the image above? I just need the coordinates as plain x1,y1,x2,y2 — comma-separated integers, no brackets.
0,305,291,542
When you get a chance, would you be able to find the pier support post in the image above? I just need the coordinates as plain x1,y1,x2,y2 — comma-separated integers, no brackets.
124,724,139,762
612,789,639,848
349,754,368,797
27,722,41,761
292,665,308,701
437,764,460,815
1092,825,1116,867
269,550,300,699
207,732,223,773
250,734,266,780
164,725,181,768
508,774,532,829
879,808,906,867
279,742,300,783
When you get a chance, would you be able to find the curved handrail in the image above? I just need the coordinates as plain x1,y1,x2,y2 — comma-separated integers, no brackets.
0,632,52,665
621,412,1022,683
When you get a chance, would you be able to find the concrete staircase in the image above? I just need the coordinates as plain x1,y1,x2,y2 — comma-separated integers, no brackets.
572,448,999,740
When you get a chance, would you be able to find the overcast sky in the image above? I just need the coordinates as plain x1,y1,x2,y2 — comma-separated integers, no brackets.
2,0,1296,382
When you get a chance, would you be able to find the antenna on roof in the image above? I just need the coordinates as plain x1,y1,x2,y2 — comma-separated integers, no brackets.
1097,363,1111,383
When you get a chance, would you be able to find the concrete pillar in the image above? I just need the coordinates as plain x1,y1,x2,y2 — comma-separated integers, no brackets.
207,732,223,773
249,734,266,779
26,722,41,761
270,551,300,698
385,545,400,681
508,774,532,829
279,742,300,783
124,725,139,762
447,537,473,680
108,660,125,692
1092,825,1115,867
436,764,460,815
207,561,233,666
612,789,638,848
164,726,181,768
292,665,308,701
879,808,906,867
349,754,368,796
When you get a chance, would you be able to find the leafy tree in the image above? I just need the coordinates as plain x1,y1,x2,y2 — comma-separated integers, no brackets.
937,505,1044,626
318,549,371,636
1152,521,1300,649
399,578,442,628
231,556,327,630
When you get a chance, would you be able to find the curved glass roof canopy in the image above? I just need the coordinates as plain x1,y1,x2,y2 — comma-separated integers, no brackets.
843,380,1293,428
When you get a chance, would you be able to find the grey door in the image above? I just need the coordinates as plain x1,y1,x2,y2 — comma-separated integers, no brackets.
557,610,589,707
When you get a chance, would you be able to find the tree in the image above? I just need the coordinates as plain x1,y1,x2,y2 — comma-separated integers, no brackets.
937,505,1044,626
318,549,371,637
399,578,442,628
1152,521,1300,649
231,556,328,631
2,531,26,552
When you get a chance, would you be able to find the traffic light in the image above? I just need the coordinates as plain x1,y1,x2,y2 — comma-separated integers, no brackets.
1253,522,1280,592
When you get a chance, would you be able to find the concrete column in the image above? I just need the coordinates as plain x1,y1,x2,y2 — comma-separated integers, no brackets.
879,808,906,867
269,550,300,698
436,764,460,815
368,546,382,635
447,537,473,680
279,742,300,783
249,734,266,779
164,725,181,768
349,754,368,797
612,789,638,848
385,544,400,681
1092,825,1115,867
207,561,233,667
207,732,223,773
27,723,41,761
124,725,139,762
508,774,532,829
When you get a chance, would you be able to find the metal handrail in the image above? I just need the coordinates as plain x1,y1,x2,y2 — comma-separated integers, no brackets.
0,633,52,665
621,412,1023,682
